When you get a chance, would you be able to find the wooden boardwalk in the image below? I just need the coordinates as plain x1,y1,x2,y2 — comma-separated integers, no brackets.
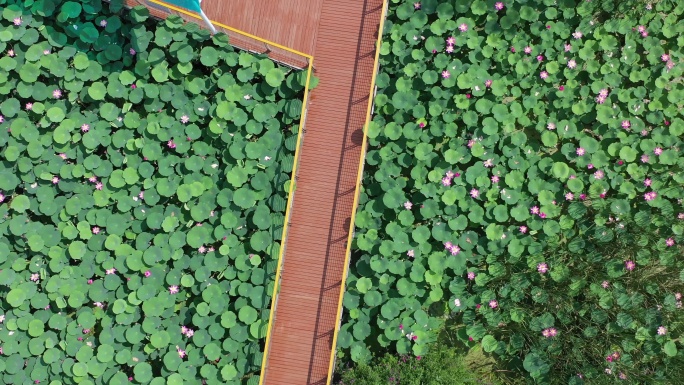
122,0,386,383
264,2,385,383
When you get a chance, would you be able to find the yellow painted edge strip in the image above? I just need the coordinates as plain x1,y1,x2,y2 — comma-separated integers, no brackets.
257,61,313,385
326,1,388,384
146,0,313,59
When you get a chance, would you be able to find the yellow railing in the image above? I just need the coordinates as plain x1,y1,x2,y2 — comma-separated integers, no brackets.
326,1,389,384
130,2,314,383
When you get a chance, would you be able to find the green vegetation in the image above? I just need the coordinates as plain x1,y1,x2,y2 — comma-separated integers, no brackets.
0,1,307,383
339,0,684,383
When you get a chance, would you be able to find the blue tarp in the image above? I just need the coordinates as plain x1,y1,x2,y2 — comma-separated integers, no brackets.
163,0,201,13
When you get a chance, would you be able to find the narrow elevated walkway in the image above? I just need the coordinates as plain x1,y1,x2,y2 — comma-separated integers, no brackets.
119,1,386,383
263,2,385,383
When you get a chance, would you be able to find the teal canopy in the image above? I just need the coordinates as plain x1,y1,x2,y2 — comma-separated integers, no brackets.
164,0,202,13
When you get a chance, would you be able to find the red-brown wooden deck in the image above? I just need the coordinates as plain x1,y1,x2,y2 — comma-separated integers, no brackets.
119,0,385,383
264,1,384,383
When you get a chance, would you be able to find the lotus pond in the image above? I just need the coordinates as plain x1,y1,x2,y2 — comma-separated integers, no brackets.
0,1,307,384
339,0,684,384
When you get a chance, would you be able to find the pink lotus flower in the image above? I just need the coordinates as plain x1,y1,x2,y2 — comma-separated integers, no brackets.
564,43,572,52
180,115,189,124
641,130,648,136
414,2,420,9
485,79,492,88
411,335,417,341
495,2,504,10
94,302,104,308
446,36,455,45
565,192,574,201
53,89,62,99
407,249,414,258
637,25,646,33
30,273,40,282
536,55,544,62
539,71,549,80
510,47,516,53
644,178,651,186
579,193,586,200
625,260,636,271
576,147,585,156
599,88,609,97
641,154,650,163
7,50,14,57
602,280,610,289
92,227,100,234
177,347,186,358
547,122,556,130
13,17,21,26
458,23,468,32
470,189,479,198
594,170,604,180
606,355,613,362
444,241,453,250
537,263,548,274
567,59,577,69
558,85,565,91
95,183,103,190
572,31,583,39
665,238,675,247
539,212,547,219
595,94,606,104
144,270,151,277
467,272,476,280
106,268,116,275
169,285,179,294
491,175,499,183
129,48,136,55
641,31,648,37
519,226,527,233
418,122,425,128
89,176,98,183
654,147,663,155
198,246,206,253
445,45,454,54
87,279,93,284
52,176,59,184
26,103,33,110
185,329,194,338
449,245,461,256
524,46,532,54
661,53,670,62
404,201,412,210
542,329,550,337
621,120,630,129
666,61,675,70
657,326,667,335
530,206,540,214
675,292,682,300
167,140,176,149
587,163,594,169
81,124,89,133
441,70,450,79
548,328,557,337
644,191,657,201
489,300,498,309
465,93,471,99
441,177,452,186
